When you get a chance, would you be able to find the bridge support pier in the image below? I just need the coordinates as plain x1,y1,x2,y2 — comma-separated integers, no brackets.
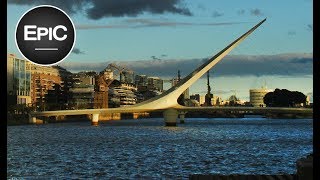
29,115,36,124
91,113,99,126
179,111,187,124
164,108,178,126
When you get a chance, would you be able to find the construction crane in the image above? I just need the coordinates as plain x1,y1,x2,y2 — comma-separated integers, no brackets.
229,89,239,102
106,63,134,83
231,90,237,97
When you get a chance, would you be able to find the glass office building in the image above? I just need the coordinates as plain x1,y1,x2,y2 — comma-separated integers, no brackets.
7,54,31,105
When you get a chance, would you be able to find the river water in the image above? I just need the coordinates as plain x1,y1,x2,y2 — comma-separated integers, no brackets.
7,118,313,179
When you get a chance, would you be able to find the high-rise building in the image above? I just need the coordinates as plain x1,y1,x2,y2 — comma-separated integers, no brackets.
7,54,31,105
120,71,135,84
135,74,148,86
250,86,273,107
135,75,161,101
69,84,95,109
190,94,205,105
211,95,222,106
73,71,96,86
109,83,137,107
30,64,72,109
147,76,163,92
69,72,96,109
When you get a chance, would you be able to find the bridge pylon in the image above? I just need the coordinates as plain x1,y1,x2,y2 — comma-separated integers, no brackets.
164,108,179,126
179,111,187,124
91,113,99,126
28,114,37,124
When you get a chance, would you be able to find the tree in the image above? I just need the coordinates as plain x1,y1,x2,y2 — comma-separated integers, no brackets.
229,95,239,106
263,92,274,107
264,88,306,107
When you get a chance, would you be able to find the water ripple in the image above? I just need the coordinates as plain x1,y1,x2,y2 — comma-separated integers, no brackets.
7,118,313,179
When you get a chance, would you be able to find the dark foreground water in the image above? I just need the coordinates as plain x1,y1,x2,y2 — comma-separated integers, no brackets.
7,118,313,179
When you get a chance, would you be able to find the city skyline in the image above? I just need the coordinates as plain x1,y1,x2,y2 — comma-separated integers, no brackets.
7,0,313,101
8,52,312,103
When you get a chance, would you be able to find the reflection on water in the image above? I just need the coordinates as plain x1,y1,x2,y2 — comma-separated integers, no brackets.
7,118,313,179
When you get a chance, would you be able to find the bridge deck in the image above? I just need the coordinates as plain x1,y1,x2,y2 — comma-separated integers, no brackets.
30,106,312,117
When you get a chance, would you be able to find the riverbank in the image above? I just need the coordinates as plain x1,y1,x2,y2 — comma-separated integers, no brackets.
7,114,29,126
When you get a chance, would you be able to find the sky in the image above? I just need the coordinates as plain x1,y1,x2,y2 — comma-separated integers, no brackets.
7,0,313,102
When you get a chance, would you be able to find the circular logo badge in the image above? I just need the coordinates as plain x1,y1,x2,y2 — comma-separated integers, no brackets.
15,5,76,66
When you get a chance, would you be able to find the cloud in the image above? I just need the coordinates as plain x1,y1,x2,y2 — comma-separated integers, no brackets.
123,18,193,27
76,18,249,30
307,24,313,31
237,9,245,15
72,48,85,54
151,56,162,61
238,9,264,16
75,24,128,30
288,30,296,36
197,4,206,11
8,0,88,14
60,53,313,77
8,0,192,19
250,8,263,16
212,11,224,18
60,61,107,73
88,0,192,19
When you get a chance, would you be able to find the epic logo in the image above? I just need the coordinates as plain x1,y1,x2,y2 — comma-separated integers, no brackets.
15,5,76,66
24,25,67,41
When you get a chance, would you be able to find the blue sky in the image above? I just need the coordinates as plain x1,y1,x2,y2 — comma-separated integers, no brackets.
7,0,313,101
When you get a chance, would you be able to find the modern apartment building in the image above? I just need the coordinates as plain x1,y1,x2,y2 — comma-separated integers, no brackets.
69,72,96,109
30,64,72,109
7,54,31,105
147,76,163,92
